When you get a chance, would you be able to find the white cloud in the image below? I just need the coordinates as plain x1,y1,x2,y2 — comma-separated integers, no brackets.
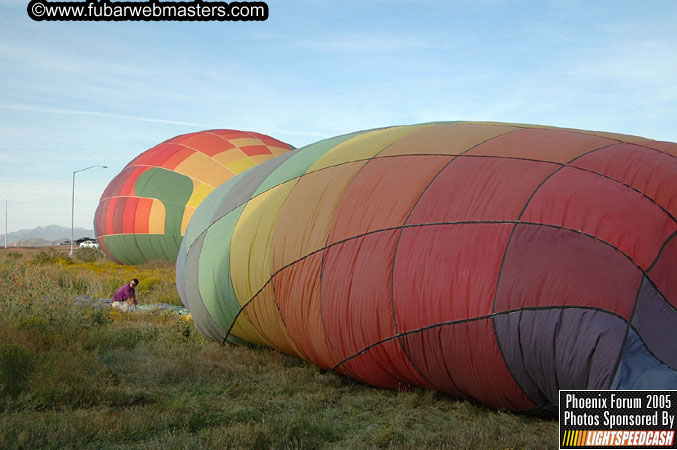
0,103,216,128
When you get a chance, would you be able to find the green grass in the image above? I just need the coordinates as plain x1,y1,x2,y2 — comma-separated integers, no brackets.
0,249,558,449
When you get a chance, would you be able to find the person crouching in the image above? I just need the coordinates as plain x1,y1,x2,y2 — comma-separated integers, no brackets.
112,279,139,311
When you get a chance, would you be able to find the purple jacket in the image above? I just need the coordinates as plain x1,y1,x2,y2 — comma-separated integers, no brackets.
113,283,136,302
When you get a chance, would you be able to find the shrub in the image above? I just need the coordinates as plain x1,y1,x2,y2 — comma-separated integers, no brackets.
30,249,71,266
18,316,49,333
137,276,161,295
0,343,34,398
75,248,105,263
56,272,89,295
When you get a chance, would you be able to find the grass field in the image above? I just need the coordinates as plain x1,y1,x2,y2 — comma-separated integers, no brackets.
0,248,558,449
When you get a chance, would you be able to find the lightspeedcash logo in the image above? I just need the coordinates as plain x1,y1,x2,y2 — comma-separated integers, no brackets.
562,430,675,447
560,391,677,449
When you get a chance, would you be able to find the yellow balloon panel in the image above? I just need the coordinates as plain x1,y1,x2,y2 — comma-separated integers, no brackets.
271,146,293,156
181,207,195,236
378,122,519,156
230,137,269,148
230,180,297,305
242,283,301,356
308,125,428,172
226,157,257,174
174,152,234,188
212,148,252,165
186,181,214,209
229,309,274,347
148,200,166,234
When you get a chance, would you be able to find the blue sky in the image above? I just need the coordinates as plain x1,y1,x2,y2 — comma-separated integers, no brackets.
0,0,675,233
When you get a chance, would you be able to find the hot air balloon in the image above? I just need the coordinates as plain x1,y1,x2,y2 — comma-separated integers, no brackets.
94,129,293,264
176,122,676,415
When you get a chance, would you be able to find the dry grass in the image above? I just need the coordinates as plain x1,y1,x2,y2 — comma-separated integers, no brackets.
0,249,558,449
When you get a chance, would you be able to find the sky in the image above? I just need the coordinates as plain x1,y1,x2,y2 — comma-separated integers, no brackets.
0,0,676,233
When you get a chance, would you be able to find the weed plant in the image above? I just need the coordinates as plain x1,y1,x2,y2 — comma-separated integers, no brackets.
0,249,558,449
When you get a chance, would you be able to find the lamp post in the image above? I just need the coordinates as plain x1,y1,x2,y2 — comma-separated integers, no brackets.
71,165,107,256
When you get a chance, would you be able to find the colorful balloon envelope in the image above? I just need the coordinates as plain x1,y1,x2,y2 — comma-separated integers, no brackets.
94,129,293,264
176,122,677,415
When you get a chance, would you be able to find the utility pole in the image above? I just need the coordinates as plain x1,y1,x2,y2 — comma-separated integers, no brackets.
71,165,107,256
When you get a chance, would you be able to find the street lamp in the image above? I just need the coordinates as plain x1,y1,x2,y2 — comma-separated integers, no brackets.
71,165,107,256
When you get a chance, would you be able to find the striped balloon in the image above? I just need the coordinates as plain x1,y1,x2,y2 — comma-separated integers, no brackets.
95,129,293,264
176,122,676,415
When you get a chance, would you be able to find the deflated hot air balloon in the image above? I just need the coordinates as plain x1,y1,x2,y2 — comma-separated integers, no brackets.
176,121,676,415
94,129,293,264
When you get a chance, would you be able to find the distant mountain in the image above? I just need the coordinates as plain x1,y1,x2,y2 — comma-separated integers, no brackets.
6,225,95,246
16,238,53,247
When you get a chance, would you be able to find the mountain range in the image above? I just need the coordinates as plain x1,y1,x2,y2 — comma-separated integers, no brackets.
4,225,95,247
